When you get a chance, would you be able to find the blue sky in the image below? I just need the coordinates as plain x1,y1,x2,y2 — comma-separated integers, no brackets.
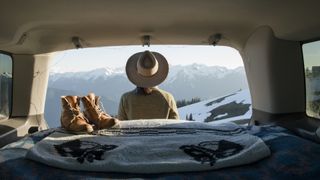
303,41,320,69
50,45,243,72
0,54,12,74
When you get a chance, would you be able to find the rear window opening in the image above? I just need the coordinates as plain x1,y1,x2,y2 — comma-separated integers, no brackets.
45,45,251,127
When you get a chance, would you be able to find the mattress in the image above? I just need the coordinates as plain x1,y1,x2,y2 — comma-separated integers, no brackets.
1,120,320,179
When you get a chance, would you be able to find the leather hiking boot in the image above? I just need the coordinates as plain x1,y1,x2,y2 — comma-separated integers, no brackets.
60,96,94,133
81,93,118,129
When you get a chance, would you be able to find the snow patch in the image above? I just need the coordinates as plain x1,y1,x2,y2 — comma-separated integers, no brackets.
214,113,228,119
178,89,251,123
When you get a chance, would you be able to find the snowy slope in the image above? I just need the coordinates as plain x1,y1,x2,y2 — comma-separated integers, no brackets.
178,89,252,124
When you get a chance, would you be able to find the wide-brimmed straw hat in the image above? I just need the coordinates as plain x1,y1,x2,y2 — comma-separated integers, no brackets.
126,51,169,88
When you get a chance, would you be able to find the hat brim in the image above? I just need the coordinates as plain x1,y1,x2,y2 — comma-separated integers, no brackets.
126,51,169,88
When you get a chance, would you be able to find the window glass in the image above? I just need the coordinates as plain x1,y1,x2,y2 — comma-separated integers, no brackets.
303,40,320,119
0,53,12,120
45,45,251,127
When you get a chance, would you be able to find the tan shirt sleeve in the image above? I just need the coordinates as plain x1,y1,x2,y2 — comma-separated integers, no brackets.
168,94,180,120
117,95,128,120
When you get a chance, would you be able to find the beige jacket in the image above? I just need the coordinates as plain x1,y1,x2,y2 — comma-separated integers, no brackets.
117,88,180,120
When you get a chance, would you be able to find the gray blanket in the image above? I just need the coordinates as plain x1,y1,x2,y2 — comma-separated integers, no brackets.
26,120,270,173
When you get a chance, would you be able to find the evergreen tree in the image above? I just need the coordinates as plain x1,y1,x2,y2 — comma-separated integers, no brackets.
176,97,201,108
189,113,193,121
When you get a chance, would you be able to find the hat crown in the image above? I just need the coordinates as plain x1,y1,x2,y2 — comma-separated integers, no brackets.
137,51,159,77
126,51,169,88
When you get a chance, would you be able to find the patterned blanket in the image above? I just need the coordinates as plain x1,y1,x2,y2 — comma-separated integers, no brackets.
2,121,320,179
25,120,270,173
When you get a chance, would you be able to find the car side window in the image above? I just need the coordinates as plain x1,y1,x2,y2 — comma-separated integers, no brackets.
303,40,320,119
0,53,12,120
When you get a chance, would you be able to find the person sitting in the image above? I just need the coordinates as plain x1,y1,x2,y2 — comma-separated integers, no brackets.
118,50,179,120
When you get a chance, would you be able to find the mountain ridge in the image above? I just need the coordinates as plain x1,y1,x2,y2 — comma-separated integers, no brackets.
50,64,245,81
48,64,248,101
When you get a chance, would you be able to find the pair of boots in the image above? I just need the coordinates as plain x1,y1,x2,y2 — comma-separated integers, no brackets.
60,93,118,133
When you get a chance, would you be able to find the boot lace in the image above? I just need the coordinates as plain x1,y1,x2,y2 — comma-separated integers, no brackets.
69,106,89,123
95,101,112,119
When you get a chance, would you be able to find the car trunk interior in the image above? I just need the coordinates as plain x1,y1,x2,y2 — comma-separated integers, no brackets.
1,0,320,146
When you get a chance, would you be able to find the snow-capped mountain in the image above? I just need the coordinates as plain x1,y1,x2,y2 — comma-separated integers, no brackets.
178,89,252,124
50,64,239,82
48,64,248,102
50,67,124,81
0,72,12,78
167,64,232,82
